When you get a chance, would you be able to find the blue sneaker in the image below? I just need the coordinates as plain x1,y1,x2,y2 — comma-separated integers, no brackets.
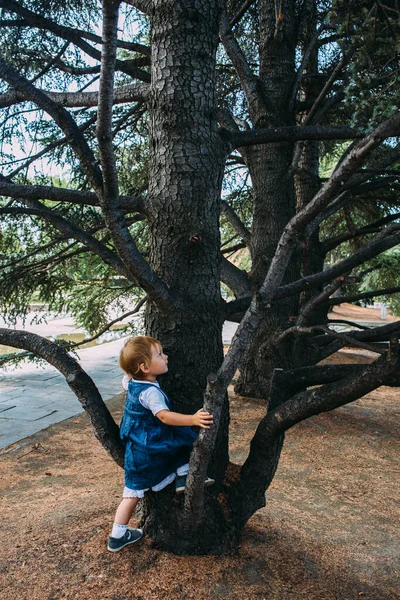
175,475,215,494
107,527,143,552
175,475,187,493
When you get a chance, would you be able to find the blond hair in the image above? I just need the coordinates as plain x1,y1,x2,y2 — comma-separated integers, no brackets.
119,335,160,380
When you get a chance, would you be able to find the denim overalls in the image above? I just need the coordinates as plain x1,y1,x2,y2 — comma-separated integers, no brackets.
120,380,197,490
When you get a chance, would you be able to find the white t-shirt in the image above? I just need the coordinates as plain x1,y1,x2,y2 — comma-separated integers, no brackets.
122,376,169,416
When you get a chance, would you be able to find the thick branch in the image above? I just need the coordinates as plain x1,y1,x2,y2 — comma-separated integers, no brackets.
297,277,344,326
230,125,361,148
0,181,145,213
0,83,150,109
277,324,386,355
220,255,252,299
238,351,400,518
0,328,124,466
350,321,400,343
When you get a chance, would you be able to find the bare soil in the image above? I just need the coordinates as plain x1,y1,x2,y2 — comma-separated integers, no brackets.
328,302,400,323
1,348,399,600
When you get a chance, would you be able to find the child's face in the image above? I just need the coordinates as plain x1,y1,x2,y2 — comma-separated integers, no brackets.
141,344,168,381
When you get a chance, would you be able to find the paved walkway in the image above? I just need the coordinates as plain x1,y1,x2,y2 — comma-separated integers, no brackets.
0,338,126,450
0,321,239,450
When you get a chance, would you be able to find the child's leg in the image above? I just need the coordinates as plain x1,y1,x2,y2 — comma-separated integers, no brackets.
108,496,143,552
113,497,139,527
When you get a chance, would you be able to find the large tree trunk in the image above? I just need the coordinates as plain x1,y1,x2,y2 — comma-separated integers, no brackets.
140,0,231,552
235,0,299,399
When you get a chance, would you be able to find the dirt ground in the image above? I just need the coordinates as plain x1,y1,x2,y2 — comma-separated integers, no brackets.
1,347,399,600
328,303,399,323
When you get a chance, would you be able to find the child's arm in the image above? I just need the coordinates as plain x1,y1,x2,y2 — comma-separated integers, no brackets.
156,409,213,429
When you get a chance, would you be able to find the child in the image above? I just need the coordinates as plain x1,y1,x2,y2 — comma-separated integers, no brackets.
108,335,214,552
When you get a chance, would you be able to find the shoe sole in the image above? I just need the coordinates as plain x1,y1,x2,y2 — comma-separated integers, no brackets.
107,530,143,552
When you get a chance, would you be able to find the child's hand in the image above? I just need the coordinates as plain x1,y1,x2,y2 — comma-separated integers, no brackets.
192,409,213,429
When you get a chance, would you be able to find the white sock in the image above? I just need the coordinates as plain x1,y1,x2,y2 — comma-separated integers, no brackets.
177,463,189,476
111,523,128,539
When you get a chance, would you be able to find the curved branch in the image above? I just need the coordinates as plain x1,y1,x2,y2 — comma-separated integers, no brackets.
322,210,400,253
0,0,150,80
0,55,103,191
67,297,147,350
5,198,133,279
238,351,400,518
3,114,98,180
0,327,124,466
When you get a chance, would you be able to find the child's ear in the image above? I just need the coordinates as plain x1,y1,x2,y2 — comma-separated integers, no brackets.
140,362,149,374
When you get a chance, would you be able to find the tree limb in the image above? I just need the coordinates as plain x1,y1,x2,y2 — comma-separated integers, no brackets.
0,0,151,80
0,181,145,213
96,0,175,314
296,277,344,326
276,224,400,301
322,210,400,253
229,0,256,28
220,254,252,299
276,324,386,355
238,350,400,521
221,200,251,245
327,286,400,306
0,83,150,109
185,112,400,525
0,55,103,191
219,6,265,118
0,328,124,466
229,125,362,148
3,114,98,180
122,0,151,13
3,197,135,279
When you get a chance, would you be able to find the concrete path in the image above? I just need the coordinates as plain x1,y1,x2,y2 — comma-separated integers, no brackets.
0,338,127,450
0,321,239,450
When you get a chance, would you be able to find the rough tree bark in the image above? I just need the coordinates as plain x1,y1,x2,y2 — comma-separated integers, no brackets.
234,0,300,398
